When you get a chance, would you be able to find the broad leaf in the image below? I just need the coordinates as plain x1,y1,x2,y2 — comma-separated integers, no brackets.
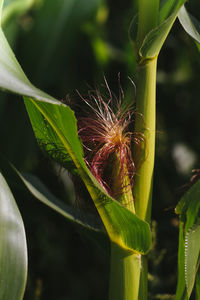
185,224,200,298
0,12,151,254
18,171,101,232
178,5,200,44
18,172,110,252
24,97,77,173
139,0,186,58
0,172,27,300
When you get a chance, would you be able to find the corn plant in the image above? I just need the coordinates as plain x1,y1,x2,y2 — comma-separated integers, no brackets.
0,0,200,299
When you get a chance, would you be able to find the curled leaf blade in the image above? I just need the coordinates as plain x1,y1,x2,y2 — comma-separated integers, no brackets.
178,5,200,44
139,0,186,58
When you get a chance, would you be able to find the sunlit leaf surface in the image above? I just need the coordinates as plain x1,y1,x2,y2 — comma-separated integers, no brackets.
0,172,27,300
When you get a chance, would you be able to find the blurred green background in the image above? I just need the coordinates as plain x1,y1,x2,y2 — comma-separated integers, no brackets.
1,0,200,299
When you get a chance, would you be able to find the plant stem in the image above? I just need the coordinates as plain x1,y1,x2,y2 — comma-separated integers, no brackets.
139,256,148,299
109,2,158,299
109,58,157,300
109,243,142,300
133,57,157,222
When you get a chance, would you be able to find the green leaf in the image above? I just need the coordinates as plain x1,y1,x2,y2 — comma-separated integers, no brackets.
159,0,180,23
175,179,200,226
0,172,27,300
24,97,77,173
19,172,110,252
175,179,200,299
18,171,101,232
139,0,186,58
0,19,151,254
178,5,200,44
0,153,109,253
177,179,200,233
185,224,200,298
18,171,110,253
24,97,151,254
175,221,188,300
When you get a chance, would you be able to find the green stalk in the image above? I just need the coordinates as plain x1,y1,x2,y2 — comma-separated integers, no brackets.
109,243,142,300
133,0,158,222
132,1,158,299
109,2,158,299
133,57,157,222
108,53,157,300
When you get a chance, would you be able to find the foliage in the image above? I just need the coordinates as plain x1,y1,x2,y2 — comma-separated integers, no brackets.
0,0,200,299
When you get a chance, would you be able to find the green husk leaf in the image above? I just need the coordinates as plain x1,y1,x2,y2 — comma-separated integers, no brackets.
0,171,27,300
178,5,200,44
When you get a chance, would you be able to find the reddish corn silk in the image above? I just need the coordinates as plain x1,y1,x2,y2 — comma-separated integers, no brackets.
77,88,138,197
